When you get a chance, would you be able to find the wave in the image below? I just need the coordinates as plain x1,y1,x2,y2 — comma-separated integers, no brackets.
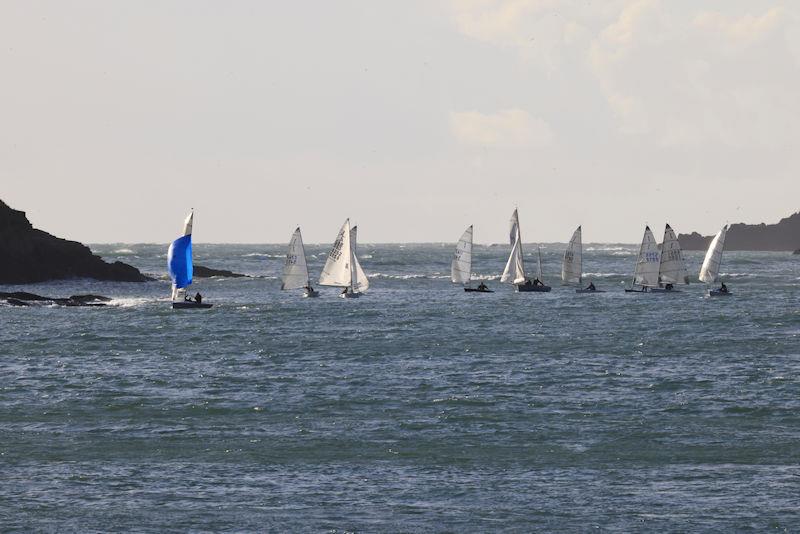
583,272,627,278
367,272,501,281
242,253,285,259
112,248,135,254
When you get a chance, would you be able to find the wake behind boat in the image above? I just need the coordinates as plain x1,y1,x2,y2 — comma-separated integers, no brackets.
500,209,550,292
167,210,212,310
452,225,492,293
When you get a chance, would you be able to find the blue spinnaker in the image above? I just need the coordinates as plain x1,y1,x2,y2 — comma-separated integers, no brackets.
168,234,193,288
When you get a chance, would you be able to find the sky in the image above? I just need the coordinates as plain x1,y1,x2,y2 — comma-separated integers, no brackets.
2,0,799,244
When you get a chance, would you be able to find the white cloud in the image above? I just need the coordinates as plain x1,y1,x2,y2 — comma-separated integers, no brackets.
450,108,554,149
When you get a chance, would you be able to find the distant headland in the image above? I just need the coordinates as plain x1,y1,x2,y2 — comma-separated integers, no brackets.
678,211,800,251
0,200,150,284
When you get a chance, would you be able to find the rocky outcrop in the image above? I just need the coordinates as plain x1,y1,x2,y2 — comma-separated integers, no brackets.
193,264,248,278
0,200,151,283
0,292,111,306
678,211,800,251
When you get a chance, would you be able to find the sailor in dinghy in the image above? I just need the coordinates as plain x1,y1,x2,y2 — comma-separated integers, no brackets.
452,225,493,293
168,210,213,309
318,219,369,298
563,225,604,293
625,225,660,293
281,227,319,297
500,209,551,292
700,225,732,297
650,224,689,293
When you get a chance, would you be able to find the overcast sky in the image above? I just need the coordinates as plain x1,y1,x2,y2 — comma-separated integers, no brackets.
2,1,799,244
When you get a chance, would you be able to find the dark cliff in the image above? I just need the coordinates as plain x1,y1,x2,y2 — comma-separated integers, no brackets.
0,200,150,283
678,211,800,251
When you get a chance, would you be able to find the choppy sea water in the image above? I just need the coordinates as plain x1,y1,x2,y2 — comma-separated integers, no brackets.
1,243,799,532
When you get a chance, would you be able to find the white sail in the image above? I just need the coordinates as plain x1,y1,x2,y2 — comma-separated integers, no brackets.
451,225,473,284
350,225,369,292
561,226,582,285
633,226,660,287
319,219,353,287
699,225,728,284
536,246,545,281
501,209,527,284
501,235,526,284
281,227,310,290
658,223,689,285
182,210,193,236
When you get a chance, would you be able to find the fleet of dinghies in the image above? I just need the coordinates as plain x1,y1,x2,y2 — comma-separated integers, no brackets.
166,209,733,308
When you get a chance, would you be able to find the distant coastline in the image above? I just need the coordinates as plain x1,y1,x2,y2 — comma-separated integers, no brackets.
678,211,800,251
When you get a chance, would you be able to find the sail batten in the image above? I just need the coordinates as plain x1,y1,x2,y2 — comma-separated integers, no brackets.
562,226,582,285
699,225,728,284
658,224,689,285
451,225,473,284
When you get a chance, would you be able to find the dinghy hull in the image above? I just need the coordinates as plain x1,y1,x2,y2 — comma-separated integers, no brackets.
172,302,213,309
516,284,551,292
649,287,681,293
303,289,320,298
708,289,732,297
576,289,605,294
464,287,493,293
340,291,360,299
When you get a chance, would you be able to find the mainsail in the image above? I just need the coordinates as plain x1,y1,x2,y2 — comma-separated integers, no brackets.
501,209,526,284
167,210,194,300
281,227,310,290
536,246,545,281
632,226,660,287
699,225,728,284
658,223,689,285
319,219,353,287
350,225,369,292
562,226,582,285
451,225,473,284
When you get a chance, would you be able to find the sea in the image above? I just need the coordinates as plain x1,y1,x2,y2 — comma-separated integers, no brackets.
1,243,799,532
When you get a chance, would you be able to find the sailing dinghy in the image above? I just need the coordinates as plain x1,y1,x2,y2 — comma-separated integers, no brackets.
700,225,731,297
319,219,368,298
500,209,550,292
281,227,319,297
651,223,689,293
168,210,212,309
625,225,660,293
563,226,603,293
452,225,492,292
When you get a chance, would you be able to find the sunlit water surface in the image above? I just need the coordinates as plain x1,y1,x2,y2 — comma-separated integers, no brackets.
1,244,799,531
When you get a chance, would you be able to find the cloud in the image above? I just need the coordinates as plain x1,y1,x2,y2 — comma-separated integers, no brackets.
450,108,554,149
694,7,783,48
588,1,798,148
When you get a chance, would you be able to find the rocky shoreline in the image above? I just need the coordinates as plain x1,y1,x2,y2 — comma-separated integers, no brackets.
678,211,800,251
0,200,151,284
0,292,111,307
